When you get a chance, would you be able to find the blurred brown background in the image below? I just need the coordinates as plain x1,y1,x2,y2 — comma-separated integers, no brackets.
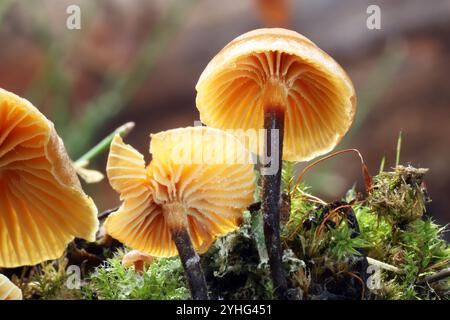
0,0,449,228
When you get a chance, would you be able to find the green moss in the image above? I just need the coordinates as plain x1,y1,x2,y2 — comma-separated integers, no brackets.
367,165,429,225
201,211,275,300
355,204,391,259
278,162,448,299
86,251,189,300
389,218,449,299
19,257,84,300
16,163,449,300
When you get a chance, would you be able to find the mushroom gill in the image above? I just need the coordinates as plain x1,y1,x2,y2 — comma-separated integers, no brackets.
0,88,98,268
0,274,22,300
105,127,255,257
105,126,255,299
196,28,355,162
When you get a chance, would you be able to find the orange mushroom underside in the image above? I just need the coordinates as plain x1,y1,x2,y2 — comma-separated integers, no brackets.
105,127,256,257
0,274,22,300
196,28,356,162
0,89,98,267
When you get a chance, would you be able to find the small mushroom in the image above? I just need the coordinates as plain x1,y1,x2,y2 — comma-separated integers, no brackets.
122,250,154,274
105,127,255,299
196,28,356,298
0,274,22,300
0,88,99,267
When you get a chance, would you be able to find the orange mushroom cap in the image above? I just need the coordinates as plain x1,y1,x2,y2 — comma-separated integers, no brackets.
0,88,98,268
122,250,154,268
105,127,255,257
196,28,356,162
0,274,22,300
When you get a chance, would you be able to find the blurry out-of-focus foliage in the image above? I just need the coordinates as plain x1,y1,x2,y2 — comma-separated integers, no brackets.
1,0,198,158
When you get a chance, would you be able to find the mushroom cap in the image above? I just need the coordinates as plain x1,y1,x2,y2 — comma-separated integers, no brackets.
0,88,99,268
196,28,356,162
121,249,154,267
0,274,22,300
105,127,255,257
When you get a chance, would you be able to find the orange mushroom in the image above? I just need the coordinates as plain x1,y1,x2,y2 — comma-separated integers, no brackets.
0,88,99,268
0,274,22,300
122,250,154,274
196,28,356,298
105,126,255,299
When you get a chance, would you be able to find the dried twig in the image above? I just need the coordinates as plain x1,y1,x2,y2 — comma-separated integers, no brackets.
366,257,401,273
417,267,450,285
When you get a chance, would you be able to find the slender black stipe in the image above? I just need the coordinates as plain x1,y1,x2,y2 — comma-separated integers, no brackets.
261,109,288,299
172,228,209,300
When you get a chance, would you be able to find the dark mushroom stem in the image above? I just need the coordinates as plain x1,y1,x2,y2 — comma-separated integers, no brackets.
261,109,288,299
171,227,209,300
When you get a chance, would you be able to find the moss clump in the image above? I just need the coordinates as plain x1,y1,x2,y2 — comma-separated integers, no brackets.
201,211,275,299
197,162,449,300
354,203,392,259
85,251,189,300
367,165,429,225
376,218,450,299
282,193,370,299
18,257,84,300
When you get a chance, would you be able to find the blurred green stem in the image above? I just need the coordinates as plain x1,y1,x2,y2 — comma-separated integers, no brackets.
75,122,135,165
395,131,402,167
379,155,386,174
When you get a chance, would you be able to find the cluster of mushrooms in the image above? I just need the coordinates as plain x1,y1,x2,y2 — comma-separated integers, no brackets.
0,28,355,300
